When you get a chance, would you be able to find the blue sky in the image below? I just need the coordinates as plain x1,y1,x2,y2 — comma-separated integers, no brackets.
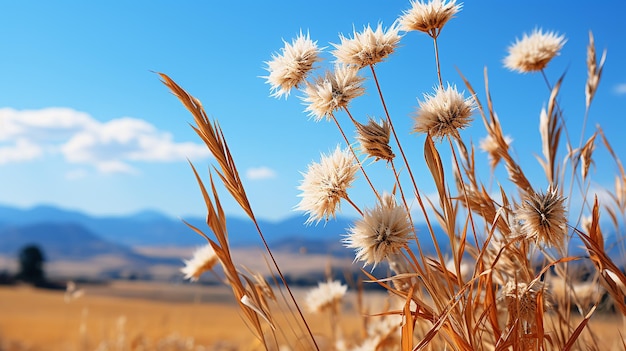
0,1,624,222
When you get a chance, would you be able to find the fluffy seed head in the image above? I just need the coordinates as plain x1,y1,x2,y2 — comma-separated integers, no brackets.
356,118,395,162
332,23,402,68
413,84,475,140
480,134,512,169
344,193,413,268
399,0,462,37
305,279,347,313
517,186,567,249
181,245,219,281
264,31,321,98
504,29,566,73
296,146,359,224
302,65,365,121
502,281,548,325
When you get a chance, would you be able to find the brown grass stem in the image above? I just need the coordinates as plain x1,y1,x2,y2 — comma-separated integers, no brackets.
433,36,444,87
250,218,321,351
161,73,320,350
390,159,428,269
335,110,381,202
343,195,363,217
368,64,448,281
447,136,480,250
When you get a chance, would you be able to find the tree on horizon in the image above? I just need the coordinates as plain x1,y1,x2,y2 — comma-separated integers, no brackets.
16,244,46,285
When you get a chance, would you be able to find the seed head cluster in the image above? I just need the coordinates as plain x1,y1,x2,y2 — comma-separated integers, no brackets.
305,279,347,313
344,193,413,268
356,118,395,162
517,187,567,249
480,134,513,169
302,65,365,121
264,31,321,98
413,84,475,140
399,0,462,38
504,29,566,73
181,245,219,281
502,281,547,324
332,23,402,68
296,146,359,224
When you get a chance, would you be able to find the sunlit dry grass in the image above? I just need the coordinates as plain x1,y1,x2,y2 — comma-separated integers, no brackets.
161,0,626,350
0,282,377,351
3,1,624,350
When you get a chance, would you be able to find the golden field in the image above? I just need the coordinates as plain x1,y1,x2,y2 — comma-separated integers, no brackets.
0,281,376,351
1,281,626,350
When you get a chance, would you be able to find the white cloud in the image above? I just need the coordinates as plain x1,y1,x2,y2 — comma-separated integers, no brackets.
246,166,277,180
0,138,43,164
0,107,96,142
614,83,626,95
0,107,211,173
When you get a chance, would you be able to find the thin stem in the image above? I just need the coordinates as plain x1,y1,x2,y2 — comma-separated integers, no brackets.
433,36,444,87
540,69,584,332
579,109,591,152
251,218,320,351
335,110,381,201
369,63,452,292
390,160,427,270
344,195,363,217
447,136,480,250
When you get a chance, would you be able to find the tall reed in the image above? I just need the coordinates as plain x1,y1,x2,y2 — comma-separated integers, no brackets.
169,1,625,349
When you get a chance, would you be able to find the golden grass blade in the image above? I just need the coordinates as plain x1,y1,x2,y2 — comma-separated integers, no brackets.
413,269,494,351
586,31,607,109
460,67,533,192
424,134,446,202
160,72,253,218
483,272,502,341
536,289,546,350
580,133,597,181
538,74,564,186
162,72,320,350
563,305,597,351
402,286,415,351
575,197,626,316
241,294,276,331
424,134,456,244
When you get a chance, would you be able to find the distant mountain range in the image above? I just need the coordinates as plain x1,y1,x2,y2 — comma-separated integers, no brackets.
0,204,622,281
0,204,448,251
0,204,353,248
0,204,450,280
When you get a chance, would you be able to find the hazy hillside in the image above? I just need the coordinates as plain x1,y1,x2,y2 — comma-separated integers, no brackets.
0,204,452,280
0,204,349,247
0,204,617,281
0,204,450,251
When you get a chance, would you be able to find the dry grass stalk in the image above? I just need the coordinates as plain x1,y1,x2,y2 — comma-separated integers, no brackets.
537,75,564,187
165,1,626,349
160,73,320,350
585,31,607,110
355,117,395,162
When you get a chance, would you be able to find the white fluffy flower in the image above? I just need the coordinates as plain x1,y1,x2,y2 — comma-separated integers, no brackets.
181,245,218,281
305,279,348,313
504,29,566,73
264,31,321,98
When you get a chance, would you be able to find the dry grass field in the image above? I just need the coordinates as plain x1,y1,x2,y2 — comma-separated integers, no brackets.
1,281,625,350
0,281,377,351
3,1,626,349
